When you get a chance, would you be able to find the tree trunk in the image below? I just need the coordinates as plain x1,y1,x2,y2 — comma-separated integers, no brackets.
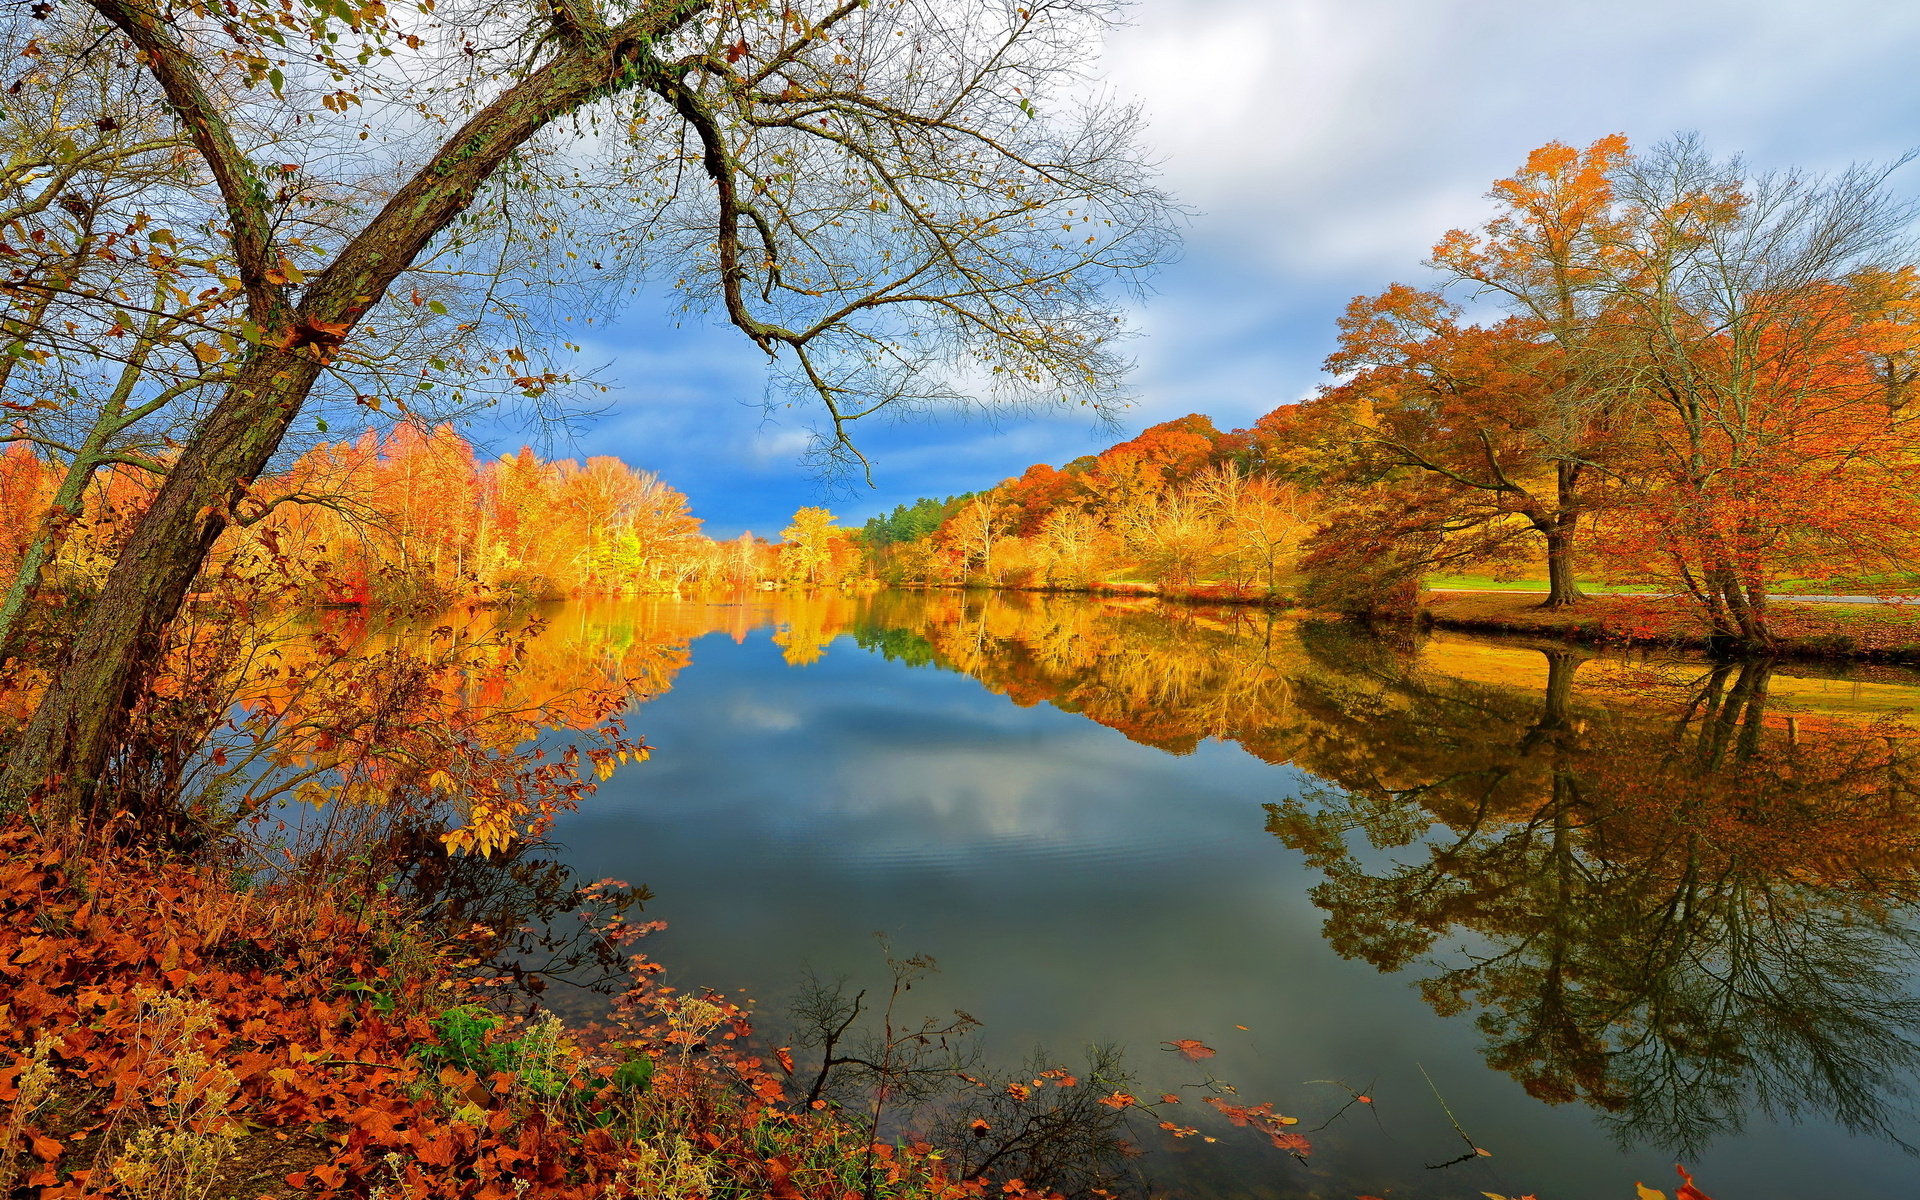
1538,461,1586,609
1720,570,1773,654
0,351,322,819
1540,523,1586,609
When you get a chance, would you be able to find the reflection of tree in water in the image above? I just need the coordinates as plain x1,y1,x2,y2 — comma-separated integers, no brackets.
383,820,653,1021
1268,634,1920,1153
856,589,1310,758
847,593,1920,1154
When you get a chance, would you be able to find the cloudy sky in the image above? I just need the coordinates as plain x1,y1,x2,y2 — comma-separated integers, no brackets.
533,0,1920,538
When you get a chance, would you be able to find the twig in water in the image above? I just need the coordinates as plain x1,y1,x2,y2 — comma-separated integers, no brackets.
1418,1063,1492,1170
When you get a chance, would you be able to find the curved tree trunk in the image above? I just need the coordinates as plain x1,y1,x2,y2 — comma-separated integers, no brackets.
1,0,699,820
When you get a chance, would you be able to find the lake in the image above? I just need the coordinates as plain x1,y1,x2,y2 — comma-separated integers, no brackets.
508,589,1920,1199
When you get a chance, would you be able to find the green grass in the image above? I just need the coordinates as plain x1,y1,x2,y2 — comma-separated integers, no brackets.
1425,574,1639,594
1428,572,1920,597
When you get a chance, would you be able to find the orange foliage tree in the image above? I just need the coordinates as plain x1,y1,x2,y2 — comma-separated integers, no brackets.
1574,141,1920,647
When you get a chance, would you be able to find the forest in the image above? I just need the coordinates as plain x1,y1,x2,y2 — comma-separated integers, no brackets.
1,0,1915,1193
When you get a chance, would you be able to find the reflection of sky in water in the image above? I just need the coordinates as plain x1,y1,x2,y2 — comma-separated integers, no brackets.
552,616,1917,1200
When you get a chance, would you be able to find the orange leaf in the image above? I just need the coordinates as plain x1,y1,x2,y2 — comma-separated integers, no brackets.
1270,1132,1310,1156
1675,1165,1713,1200
1163,1039,1215,1061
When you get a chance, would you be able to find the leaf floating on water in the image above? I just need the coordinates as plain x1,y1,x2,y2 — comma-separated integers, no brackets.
1163,1038,1216,1061
1635,1186,1666,1200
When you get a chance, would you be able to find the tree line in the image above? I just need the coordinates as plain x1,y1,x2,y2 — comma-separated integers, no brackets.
864,135,1920,655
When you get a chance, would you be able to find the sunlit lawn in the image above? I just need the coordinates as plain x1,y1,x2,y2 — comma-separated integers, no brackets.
1425,573,1639,593
1428,572,1920,596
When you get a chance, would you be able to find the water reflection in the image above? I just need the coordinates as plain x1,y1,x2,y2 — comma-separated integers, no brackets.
1267,635,1920,1153
303,589,1920,1176
829,592,1920,1155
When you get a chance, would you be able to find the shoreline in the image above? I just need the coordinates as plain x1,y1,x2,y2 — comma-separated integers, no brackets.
897,580,1920,665
1416,589,1920,665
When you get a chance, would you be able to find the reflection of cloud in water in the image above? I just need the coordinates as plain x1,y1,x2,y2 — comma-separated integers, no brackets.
814,746,1158,864
745,731,1275,875
727,699,803,731
611,650,1292,876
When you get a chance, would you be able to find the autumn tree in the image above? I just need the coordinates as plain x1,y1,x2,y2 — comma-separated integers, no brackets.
1307,138,1635,608
940,492,1014,583
1190,463,1304,594
1113,485,1221,588
1321,289,1596,605
779,506,846,586
1033,505,1105,588
2,0,1176,817
1578,138,1920,648
1076,413,1223,513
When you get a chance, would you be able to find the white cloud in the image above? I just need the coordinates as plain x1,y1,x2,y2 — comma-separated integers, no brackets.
1103,0,1920,278
563,0,1920,524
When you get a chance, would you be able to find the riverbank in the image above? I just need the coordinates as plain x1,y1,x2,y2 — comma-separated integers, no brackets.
1422,589,1920,662
923,580,1920,663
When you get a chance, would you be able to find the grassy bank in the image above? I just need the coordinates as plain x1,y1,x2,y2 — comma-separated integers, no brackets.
1423,590,1920,662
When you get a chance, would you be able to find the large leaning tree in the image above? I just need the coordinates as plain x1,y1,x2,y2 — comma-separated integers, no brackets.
1,0,1178,817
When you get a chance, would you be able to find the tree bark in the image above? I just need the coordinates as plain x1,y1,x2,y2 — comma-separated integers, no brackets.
1540,523,1584,609
0,0,703,817
1538,461,1586,610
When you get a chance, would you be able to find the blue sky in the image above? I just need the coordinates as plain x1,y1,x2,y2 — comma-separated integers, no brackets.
511,0,1920,539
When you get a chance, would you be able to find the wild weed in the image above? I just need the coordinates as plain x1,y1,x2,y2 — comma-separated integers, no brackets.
103,989,242,1200
0,1033,59,1194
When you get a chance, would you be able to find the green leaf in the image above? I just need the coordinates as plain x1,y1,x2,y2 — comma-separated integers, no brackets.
613,1054,653,1093
427,300,448,315
268,68,285,95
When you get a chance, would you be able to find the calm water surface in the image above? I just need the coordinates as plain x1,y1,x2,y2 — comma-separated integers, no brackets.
522,590,1920,1199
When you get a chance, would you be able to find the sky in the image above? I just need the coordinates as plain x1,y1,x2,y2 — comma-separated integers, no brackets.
515,0,1920,539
